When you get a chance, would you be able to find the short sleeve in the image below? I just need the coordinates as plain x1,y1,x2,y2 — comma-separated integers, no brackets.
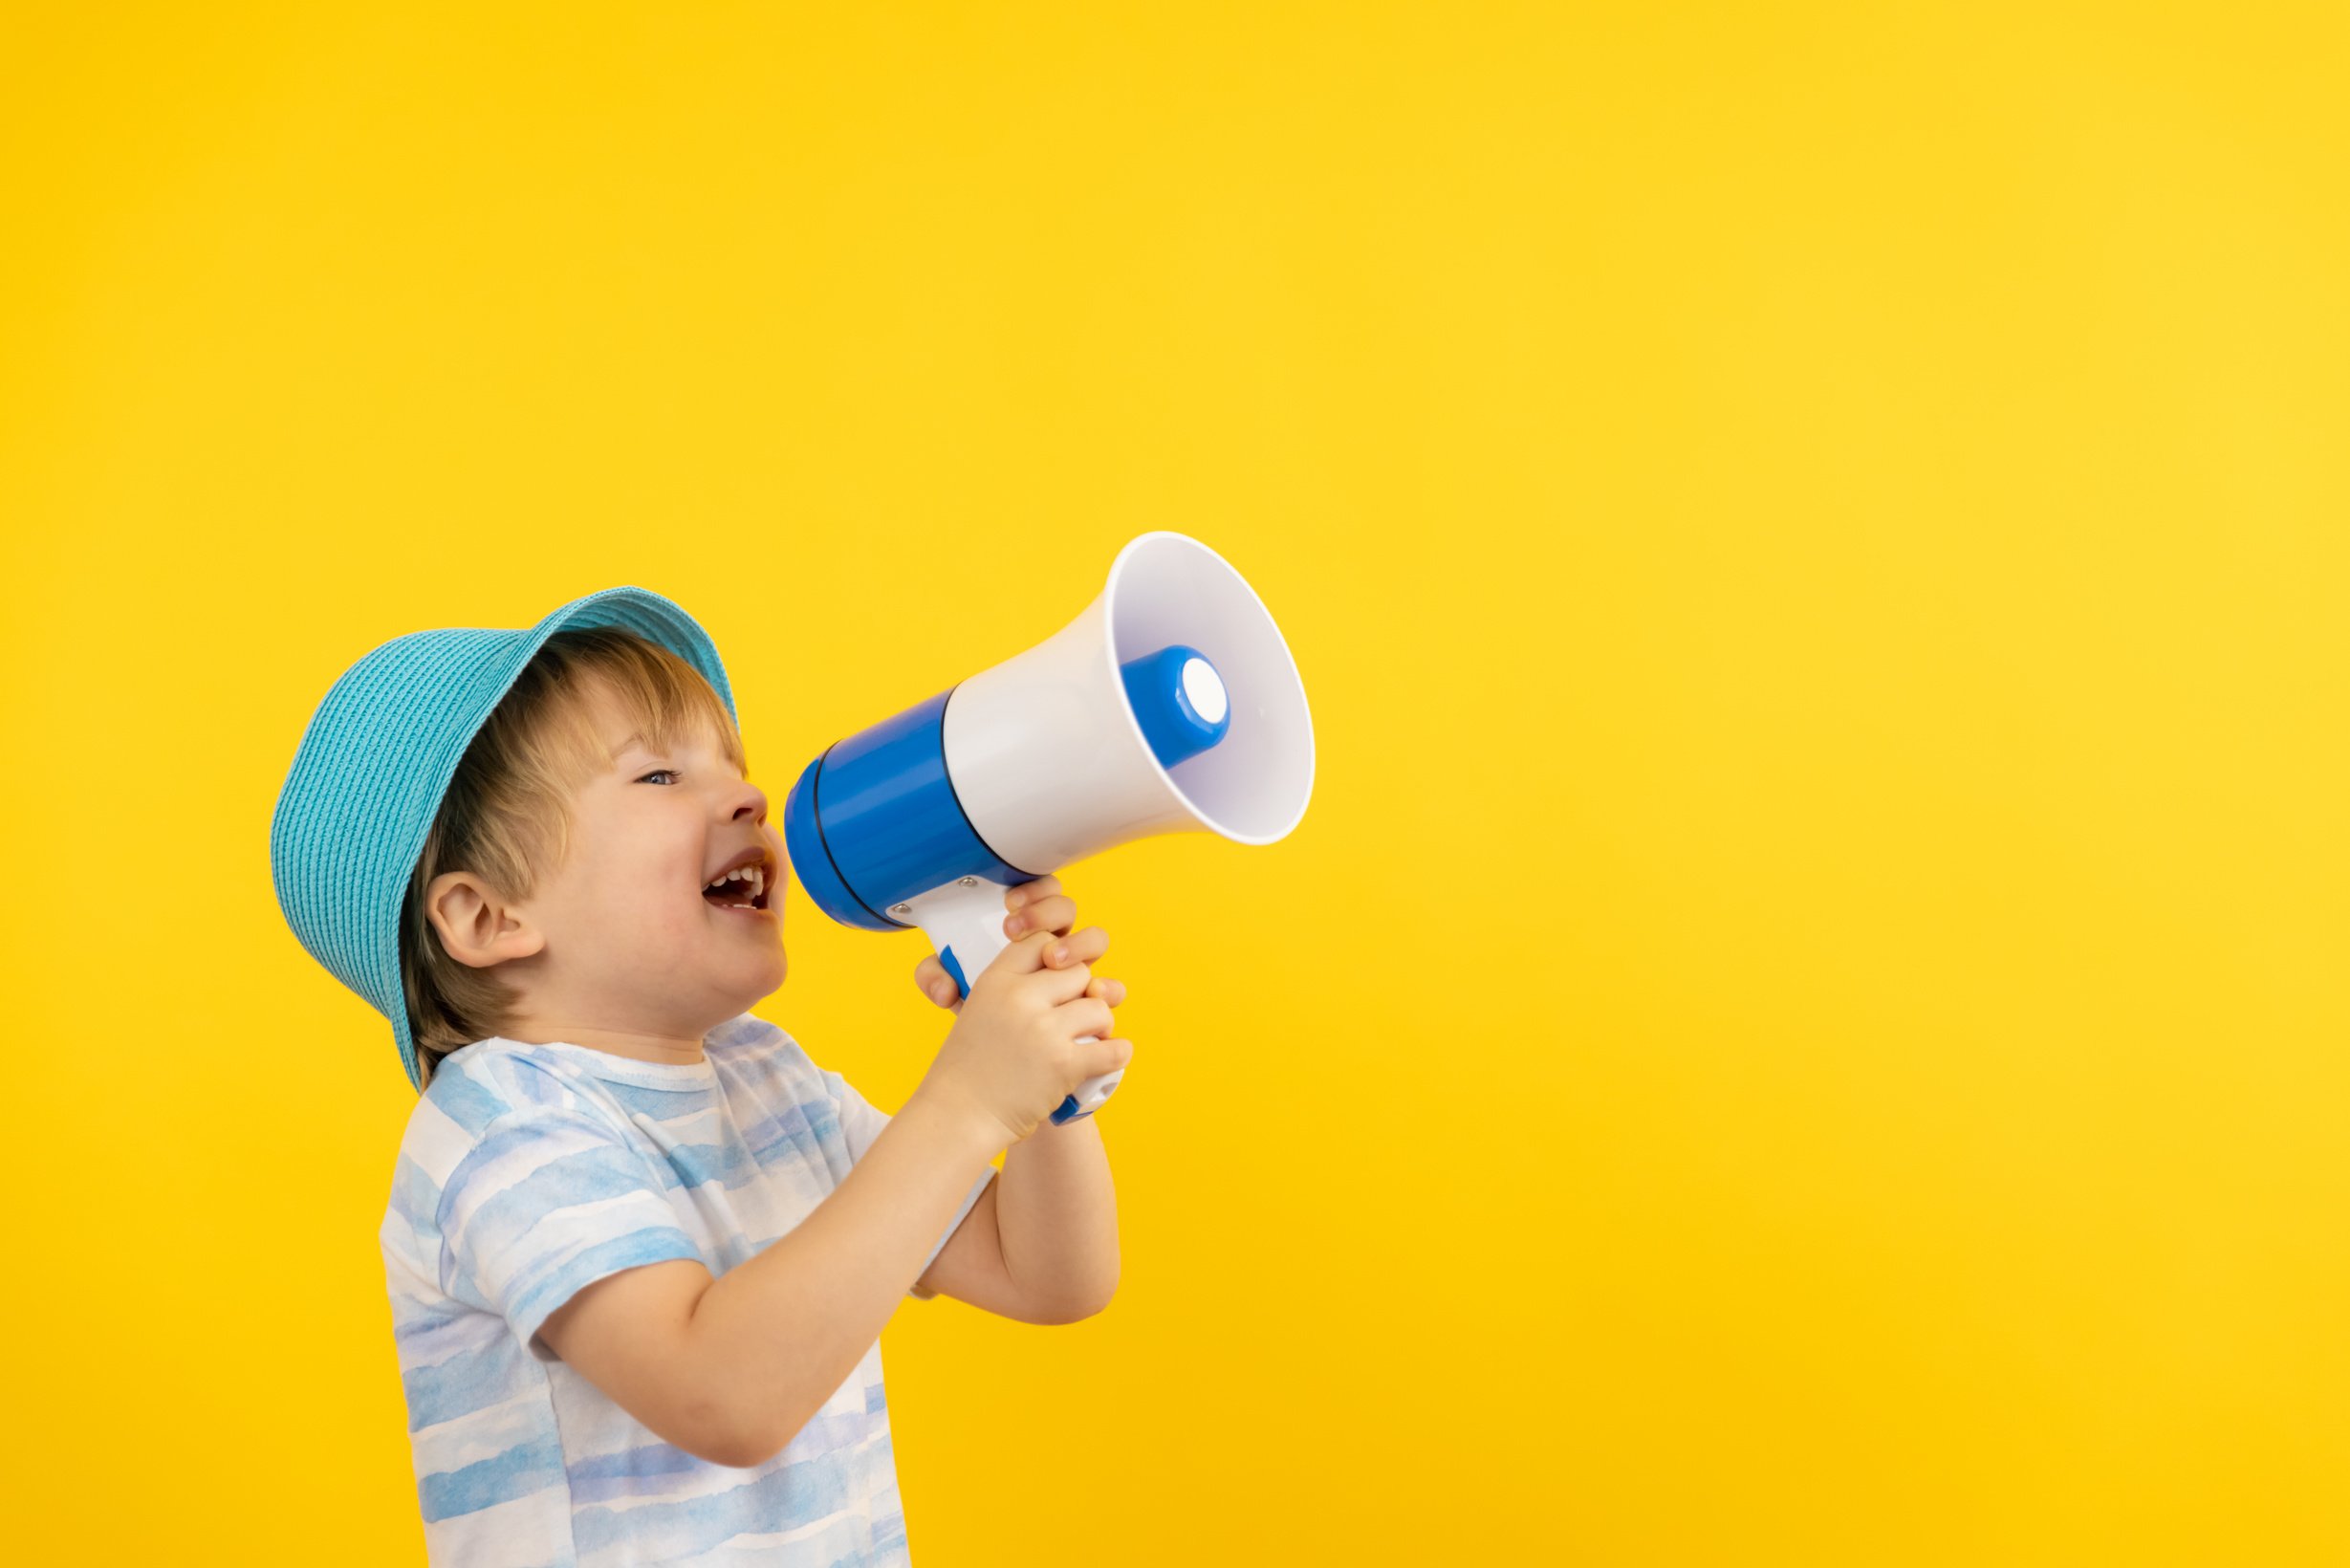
820,1068,997,1300
436,1105,707,1359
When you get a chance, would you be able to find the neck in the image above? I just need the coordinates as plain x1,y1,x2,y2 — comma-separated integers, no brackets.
500,1013,710,1067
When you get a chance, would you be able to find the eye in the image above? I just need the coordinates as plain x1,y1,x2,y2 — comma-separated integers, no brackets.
636,769,679,785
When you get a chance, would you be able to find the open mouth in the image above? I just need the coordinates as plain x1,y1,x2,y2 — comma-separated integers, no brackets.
701,860,772,914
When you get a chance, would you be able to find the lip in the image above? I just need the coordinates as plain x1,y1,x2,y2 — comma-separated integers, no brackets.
709,901,777,922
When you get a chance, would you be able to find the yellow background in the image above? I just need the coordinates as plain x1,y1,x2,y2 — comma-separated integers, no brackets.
3,3,2344,1562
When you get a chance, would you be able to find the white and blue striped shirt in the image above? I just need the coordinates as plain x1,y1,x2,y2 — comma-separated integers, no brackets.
381,1012,994,1566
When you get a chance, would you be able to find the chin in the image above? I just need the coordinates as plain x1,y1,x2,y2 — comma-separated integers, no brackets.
747,949,787,997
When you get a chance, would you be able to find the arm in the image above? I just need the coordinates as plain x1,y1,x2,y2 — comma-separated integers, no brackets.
539,909,1121,1466
912,1112,1120,1322
909,873,1123,1320
537,1091,1002,1469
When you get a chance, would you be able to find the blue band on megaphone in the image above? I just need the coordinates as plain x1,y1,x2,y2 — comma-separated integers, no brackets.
783,748,896,930
782,686,1037,929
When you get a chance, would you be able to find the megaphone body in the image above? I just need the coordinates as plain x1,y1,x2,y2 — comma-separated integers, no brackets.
781,532,1315,1125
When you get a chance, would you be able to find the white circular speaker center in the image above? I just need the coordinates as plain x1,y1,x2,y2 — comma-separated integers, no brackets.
1181,656,1229,726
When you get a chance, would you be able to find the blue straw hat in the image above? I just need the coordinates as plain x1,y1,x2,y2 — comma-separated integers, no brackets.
269,586,736,1093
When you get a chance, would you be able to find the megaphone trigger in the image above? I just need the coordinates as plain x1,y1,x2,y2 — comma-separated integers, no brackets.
935,945,971,1002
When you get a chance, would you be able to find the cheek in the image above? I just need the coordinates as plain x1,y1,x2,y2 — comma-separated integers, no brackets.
584,852,700,932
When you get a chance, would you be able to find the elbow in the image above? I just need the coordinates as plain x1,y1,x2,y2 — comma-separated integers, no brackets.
1028,1272,1120,1326
694,1413,807,1470
694,1425,774,1470
700,1435,783,1471
672,1411,766,1470
678,1398,816,1471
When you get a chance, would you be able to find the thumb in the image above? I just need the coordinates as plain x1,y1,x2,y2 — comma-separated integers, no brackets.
915,957,966,1012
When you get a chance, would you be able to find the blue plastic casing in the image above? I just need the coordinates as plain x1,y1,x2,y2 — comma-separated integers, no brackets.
1120,643,1229,771
782,686,1038,931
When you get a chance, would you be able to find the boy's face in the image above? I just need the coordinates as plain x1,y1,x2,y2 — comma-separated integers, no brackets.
447,679,789,1056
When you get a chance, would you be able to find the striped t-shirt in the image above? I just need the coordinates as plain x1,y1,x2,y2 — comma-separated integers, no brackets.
381,1012,995,1566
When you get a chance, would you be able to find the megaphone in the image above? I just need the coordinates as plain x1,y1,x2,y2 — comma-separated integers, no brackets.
780,531,1315,1126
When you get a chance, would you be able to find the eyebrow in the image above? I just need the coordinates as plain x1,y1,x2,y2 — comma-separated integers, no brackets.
609,730,749,772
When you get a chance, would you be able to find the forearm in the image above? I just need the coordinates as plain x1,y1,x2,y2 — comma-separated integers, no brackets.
997,1113,1121,1318
684,1091,1001,1456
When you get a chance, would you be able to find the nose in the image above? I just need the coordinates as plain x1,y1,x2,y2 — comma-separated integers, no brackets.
730,779,769,825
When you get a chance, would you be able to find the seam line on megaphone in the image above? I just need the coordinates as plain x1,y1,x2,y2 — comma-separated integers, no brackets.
806,739,898,928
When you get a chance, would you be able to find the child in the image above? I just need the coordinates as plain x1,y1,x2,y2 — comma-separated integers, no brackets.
270,586,1133,1566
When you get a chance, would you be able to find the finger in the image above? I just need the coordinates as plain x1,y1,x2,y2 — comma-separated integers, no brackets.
1085,976,1127,1007
1055,997,1116,1047
990,926,1066,976
1039,925,1109,969
1005,892,1076,941
1086,1037,1135,1078
1034,954,1095,1005
1003,875,1061,912
1012,948,1094,1009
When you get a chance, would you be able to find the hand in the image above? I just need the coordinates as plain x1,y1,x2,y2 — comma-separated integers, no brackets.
912,874,1129,1016
909,876,1135,1147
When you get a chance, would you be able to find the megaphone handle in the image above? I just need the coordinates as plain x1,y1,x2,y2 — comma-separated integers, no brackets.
908,877,1126,1127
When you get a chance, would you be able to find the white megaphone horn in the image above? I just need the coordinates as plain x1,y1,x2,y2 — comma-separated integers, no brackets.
781,532,1315,1126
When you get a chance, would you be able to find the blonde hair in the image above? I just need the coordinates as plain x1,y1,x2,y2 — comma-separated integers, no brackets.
400,625,747,1091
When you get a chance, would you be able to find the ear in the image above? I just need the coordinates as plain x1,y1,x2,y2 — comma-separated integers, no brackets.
424,870,548,969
